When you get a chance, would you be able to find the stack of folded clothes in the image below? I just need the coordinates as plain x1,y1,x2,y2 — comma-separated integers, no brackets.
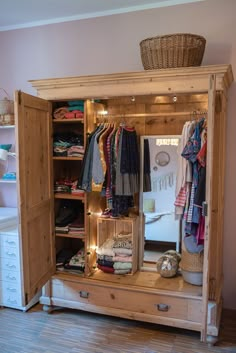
64,248,85,273
96,238,115,273
68,215,85,235
53,100,84,120
54,178,85,196
53,132,84,157
56,248,85,273
112,232,133,274
96,232,133,274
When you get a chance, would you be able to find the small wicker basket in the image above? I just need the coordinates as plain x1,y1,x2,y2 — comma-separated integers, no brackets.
0,114,14,126
180,249,203,273
140,33,206,70
0,88,14,115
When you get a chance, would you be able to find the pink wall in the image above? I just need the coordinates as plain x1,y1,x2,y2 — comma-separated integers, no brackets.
0,0,236,309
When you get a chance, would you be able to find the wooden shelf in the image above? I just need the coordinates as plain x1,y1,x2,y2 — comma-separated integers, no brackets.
53,156,83,161
56,232,85,239
53,119,84,123
54,193,85,200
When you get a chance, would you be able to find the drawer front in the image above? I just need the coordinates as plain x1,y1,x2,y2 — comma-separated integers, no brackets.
0,257,19,271
2,280,22,307
63,281,191,321
2,281,21,296
2,270,20,284
2,235,19,249
2,291,22,307
0,246,19,261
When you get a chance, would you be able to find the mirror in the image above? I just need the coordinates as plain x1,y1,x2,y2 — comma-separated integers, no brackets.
139,135,181,270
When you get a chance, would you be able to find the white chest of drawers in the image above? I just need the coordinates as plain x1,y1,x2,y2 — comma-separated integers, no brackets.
0,225,22,308
0,208,40,310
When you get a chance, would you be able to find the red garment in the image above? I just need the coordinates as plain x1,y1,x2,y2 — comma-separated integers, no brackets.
97,264,114,273
196,214,205,245
197,142,207,167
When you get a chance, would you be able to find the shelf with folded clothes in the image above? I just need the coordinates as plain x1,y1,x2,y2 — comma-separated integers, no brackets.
53,131,85,159
53,118,84,124
96,216,139,275
54,178,85,199
56,244,86,275
53,156,84,161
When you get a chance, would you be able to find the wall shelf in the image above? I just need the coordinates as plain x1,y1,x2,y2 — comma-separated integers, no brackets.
0,125,15,129
0,179,17,184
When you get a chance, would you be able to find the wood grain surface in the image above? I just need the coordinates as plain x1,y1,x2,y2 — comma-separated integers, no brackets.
0,305,235,353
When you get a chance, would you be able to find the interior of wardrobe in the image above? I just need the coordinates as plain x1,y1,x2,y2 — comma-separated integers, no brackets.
52,91,209,282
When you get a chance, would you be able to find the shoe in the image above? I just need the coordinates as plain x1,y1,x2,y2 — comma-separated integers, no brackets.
100,209,111,218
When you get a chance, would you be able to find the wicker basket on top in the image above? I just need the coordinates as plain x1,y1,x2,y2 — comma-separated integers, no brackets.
140,33,206,70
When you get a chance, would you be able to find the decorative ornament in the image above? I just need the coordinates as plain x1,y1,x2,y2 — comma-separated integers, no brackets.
155,151,170,167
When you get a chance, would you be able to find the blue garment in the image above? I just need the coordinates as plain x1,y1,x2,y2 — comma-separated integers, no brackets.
81,125,103,191
91,127,105,185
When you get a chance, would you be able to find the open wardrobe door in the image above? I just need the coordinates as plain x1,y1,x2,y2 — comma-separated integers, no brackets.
14,91,55,306
202,74,225,341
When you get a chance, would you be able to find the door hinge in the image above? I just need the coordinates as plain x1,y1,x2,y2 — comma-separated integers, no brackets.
202,202,208,217
18,90,22,105
25,292,28,305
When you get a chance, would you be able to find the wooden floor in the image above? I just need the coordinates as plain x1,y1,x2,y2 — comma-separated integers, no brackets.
0,304,236,353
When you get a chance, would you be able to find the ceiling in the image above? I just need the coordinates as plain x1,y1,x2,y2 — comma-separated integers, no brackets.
0,0,204,32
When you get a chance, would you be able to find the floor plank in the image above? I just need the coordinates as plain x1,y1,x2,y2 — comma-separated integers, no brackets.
0,305,235,353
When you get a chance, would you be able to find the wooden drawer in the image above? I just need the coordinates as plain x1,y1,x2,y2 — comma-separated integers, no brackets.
61,280,202,322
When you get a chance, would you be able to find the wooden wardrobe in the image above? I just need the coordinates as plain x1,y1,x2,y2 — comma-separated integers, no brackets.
14,64,233,344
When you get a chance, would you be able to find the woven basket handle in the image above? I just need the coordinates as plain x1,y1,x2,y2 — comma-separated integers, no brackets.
0,88,10,99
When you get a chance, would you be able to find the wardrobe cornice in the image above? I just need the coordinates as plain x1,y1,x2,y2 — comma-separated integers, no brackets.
29,65,233,101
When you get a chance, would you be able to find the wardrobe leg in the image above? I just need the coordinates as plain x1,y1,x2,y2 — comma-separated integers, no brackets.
42,304,54,314
206,335,218,346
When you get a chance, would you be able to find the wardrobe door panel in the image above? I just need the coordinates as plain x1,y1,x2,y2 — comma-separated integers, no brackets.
14,91,55,306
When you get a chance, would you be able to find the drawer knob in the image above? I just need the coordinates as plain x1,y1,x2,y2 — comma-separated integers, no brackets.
6,240,16,245
79,291,89,299
156,303,170,312
7,287,17,292
6,252,16,257
7,275,16,280
7,263,16,269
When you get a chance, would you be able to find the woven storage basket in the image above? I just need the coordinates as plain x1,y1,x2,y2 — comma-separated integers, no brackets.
140,33,206,70
0,114,14,126
179,249,203,272
0,88,14,115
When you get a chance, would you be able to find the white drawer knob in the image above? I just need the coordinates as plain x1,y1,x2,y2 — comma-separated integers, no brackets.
7,274,16,280
7,287,17,292
7,263,16,269
6,252,16,257
6,240,16,245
